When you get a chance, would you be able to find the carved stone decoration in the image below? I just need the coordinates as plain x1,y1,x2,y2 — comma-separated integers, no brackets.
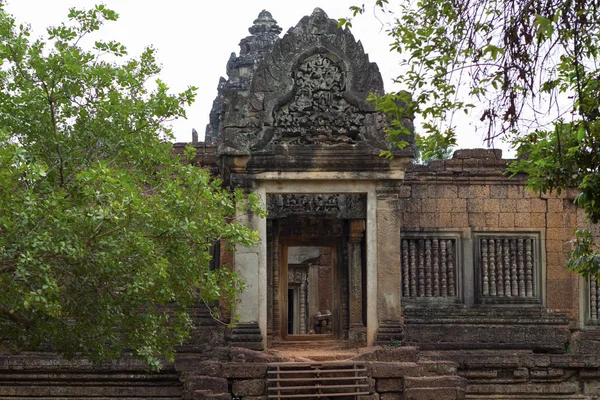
267,194,366,219
205,10,282,145
211,7,414,156
591,276,598,321
288,267,308,284
401,237,457,299
272,54,365,146
478,236,538,302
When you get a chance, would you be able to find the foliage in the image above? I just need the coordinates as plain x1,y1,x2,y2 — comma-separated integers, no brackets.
341,0,600,276
0,5,261,369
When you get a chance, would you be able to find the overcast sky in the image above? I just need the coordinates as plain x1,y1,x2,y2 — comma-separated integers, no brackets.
4,1,509,153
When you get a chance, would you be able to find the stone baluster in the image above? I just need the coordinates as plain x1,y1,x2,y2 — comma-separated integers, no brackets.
348,219,366,341
432,239,440,297
496,239,504,296
425,239,432,297
591,276,598,321
440,239,448,297
447,240,455,297
512,239,523,297
489,239,497,296
410,240,417,296
402,240,410,297
504,239,512,296
524,239,533,297
482,239,489,296
418,239,425,296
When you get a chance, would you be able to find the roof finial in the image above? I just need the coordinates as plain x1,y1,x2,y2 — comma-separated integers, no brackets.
249,10,282,35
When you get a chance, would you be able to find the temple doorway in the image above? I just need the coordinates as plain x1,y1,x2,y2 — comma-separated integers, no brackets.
284,245,336,337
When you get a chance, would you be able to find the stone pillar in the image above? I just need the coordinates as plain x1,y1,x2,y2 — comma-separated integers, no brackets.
375,184,404,344
227,196,264,350
348,219,366,342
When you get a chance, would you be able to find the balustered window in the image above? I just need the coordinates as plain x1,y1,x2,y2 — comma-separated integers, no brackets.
586,277,600,325
401,234,461,302
474,233,543,305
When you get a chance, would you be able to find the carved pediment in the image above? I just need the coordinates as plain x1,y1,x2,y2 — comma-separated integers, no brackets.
272,54,365,146
212,8,415,166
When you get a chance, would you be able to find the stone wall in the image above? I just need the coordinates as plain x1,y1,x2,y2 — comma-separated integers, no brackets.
395,149,591,353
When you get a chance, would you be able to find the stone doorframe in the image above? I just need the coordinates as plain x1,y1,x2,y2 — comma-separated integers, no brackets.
231,172,406,349
277,236,342,341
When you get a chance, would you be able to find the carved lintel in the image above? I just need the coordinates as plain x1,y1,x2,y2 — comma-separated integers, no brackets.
267,194,366,219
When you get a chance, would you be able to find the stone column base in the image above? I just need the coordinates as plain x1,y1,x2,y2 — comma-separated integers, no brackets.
226,323,264,351
375,321,404,346
348,324,367,343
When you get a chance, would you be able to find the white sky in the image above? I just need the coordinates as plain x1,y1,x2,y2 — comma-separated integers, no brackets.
4,0,509,154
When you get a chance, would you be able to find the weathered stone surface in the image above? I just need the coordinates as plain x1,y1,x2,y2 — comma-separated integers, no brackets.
222,363,268,379
379,393,403,400
372,362,429,378
231,379,265,396
186,376,228,393
193,391,232,400
404,387,465,400
377,378,404,392
353,346,419,362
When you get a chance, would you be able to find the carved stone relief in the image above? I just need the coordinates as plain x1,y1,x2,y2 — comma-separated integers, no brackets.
273,54,365,146
267,194,366,219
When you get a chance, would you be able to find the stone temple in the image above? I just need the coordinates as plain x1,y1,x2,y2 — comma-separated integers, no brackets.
3,8,600,400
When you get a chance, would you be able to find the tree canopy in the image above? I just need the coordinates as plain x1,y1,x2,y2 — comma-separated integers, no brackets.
341,0,600,276
0,5,260,369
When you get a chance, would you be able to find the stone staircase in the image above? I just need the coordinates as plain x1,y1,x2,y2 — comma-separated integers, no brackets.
176,346,467,400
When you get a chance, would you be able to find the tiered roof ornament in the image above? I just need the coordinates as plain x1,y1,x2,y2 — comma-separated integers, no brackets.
206,8,414,176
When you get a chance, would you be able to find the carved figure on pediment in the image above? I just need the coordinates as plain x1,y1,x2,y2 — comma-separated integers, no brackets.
272,54,364,146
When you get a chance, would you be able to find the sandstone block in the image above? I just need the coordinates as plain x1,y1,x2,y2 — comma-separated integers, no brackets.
547,213,566,228
187,376,228,393
422,199,437,213
404,376,466,389
514,213,531,227
232,379,265,396
404,387,465,400
485,212,499,227
451,212,468,227
377,378,404,392
193,391,231,400
508,185,524,198
420,213,437,227
531,198,547,212
490,185,508,199
467,199,485,213
468,213,486,227
372,362,424,378
380,393,403,400
483,199,500,213
516,199,532,212
470,185,490,198
499,199,517,213
530,213,546,228
548,199,564,213
427,185,445,199
358,394,380,400
438,198,453,213
222,363,267,379
452,198,467,212
438,212,452,228
498,213,515,228
443,185,458,198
